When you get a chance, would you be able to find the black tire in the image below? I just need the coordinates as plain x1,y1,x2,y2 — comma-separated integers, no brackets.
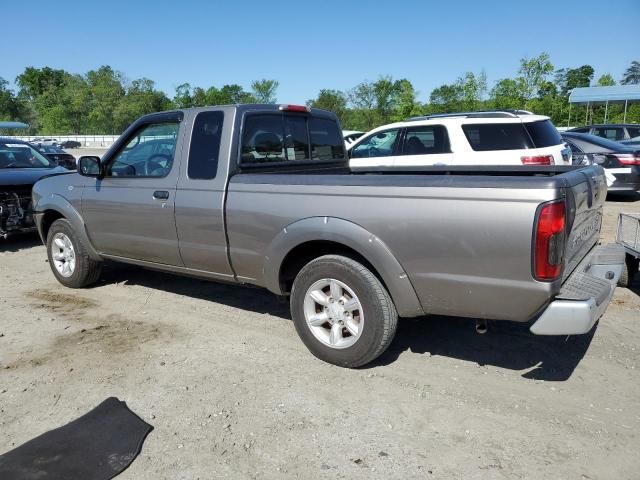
46,218,103,288
618,255,638,288
290,255,398,368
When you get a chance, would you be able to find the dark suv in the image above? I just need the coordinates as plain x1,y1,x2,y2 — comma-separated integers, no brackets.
568,124,640,142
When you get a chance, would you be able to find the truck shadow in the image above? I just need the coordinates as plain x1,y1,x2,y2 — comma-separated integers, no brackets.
0,232,42,253
100,263,594,381
373,316,596,381
99,262,291,319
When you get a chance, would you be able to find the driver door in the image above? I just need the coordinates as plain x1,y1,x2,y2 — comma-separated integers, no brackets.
81,120,184,265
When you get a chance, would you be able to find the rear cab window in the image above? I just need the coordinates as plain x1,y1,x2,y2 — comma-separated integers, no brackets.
240,111,345,166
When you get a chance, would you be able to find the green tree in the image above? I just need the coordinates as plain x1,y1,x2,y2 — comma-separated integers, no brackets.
348,80,377,130
173,83,193,108
0,77,21,121
391,79,422,121
555,65,594,96
429,83,463,113
518,53,554,100
597,74,616,86
307,89,348,122
489,78,525,110
85,66,126,133
621,61,640,85
206,84,255,105
114,78,171,131
251,79,279,104
15,67,67,102
191,87,207,107
458,71,487,110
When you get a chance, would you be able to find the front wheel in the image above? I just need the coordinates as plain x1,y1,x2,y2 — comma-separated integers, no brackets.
290,255,398,368
46,218,103,288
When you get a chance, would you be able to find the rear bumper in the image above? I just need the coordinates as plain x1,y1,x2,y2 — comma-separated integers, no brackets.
530,243,625,335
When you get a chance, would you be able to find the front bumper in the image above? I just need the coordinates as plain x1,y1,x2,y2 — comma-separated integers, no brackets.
530,243,625,335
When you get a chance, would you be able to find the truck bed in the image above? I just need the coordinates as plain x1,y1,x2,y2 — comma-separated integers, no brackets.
227,164,606,321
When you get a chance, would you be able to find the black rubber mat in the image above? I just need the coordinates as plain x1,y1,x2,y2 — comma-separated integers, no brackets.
0,397,153,480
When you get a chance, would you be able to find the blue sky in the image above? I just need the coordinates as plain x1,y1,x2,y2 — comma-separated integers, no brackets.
2,0,639,103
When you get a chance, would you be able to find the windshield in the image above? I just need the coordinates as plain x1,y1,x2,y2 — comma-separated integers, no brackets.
0,142,54,168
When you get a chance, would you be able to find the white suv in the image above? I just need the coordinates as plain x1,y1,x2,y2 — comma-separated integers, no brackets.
348,111,571,167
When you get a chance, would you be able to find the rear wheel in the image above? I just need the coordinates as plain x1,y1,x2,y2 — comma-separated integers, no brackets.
619,254,639,288
47,218,102,288
290,255,398,368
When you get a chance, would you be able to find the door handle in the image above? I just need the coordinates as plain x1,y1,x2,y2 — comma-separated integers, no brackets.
153,190,170,200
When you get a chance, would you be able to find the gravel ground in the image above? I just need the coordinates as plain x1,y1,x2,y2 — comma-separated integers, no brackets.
1,194,639,480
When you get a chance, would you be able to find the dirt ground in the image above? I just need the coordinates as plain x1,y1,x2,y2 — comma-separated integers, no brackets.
1,195,639,480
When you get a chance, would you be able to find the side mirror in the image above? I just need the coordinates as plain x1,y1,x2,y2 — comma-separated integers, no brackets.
78,156,102,177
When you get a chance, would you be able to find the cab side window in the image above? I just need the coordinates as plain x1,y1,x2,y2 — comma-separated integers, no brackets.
188,111,224,180
351,129,400,158
107,122,179,178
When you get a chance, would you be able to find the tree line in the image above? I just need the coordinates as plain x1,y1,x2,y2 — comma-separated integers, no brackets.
1,56,639,135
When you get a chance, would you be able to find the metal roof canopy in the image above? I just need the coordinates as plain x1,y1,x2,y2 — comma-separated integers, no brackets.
569,85,640,104
0,121,29,129
567,86,640,125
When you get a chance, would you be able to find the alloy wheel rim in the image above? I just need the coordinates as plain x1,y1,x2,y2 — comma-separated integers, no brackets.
303,278,364,349
51,233,76,278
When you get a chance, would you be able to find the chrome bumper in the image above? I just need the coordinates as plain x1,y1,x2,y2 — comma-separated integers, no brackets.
530,243,625,335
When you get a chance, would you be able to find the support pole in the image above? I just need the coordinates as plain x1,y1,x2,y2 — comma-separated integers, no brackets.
624,100,628,123
585,102,590,124
567,103,572,127
604,100,609,124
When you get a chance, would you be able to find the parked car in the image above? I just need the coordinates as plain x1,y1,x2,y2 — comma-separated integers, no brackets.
30,138,59,147
37,145,77,169
32,105,623,367
342,130,364,146
568,124,640,142
348,111,571,167
58,140,82,149
0,139,67,238
561,132,640,192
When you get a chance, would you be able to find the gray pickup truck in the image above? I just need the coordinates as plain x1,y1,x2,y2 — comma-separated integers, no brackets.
32,104,625,367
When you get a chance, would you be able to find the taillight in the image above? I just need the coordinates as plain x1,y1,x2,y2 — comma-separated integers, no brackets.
534,201,566,281
611,153,640,166
521,155,553,165
278,104,310,113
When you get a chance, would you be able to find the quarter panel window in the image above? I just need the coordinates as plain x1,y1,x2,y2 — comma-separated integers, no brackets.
188,111,224,180
462,123,533,151
108,122,179,178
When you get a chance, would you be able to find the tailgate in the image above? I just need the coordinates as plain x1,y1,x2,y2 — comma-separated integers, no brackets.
562,165,607,281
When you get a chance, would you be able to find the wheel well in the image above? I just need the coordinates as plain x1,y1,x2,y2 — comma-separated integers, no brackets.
41,210,65,240
278,240,386,294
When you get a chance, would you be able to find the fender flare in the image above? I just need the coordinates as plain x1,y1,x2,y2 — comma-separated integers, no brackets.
262,216,424,318
36,194,102,261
